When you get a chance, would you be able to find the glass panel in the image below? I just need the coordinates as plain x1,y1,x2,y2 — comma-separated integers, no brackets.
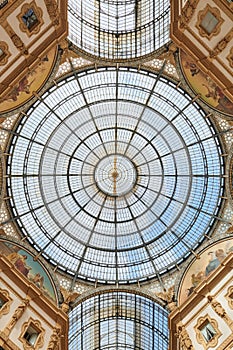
7,67,224,283
69,292,168,350
22,8,38,30
200,11,219,34
200,321,216,342
68,0,170,60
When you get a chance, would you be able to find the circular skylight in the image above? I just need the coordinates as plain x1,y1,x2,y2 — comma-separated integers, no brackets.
68,0,170,60
7,67,224,284
94,154,137,197
69,291,168,350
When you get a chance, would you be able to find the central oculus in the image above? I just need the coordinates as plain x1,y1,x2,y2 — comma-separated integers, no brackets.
94,154,137,197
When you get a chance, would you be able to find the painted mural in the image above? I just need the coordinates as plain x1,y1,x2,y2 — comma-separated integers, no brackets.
179,238,233,305
180,50,233,115
0,47,57,114
0,239,57,303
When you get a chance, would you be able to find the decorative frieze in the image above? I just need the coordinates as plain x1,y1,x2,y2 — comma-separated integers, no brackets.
44,0,59,25
176,322,194,350
3,21,28,54
227,47,233,68
0,287,12,318
208,295,233,330
47,326,61,350
0,41,11,65
210,28,233,57
4,297,30,336
179,0,199,29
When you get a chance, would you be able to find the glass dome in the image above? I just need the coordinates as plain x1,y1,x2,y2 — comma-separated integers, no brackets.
69,291,168,350
7,67,224,284
68,0,170,60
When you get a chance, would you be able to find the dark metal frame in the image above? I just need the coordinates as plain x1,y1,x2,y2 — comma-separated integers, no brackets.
68,0,170,61
69,291,168,350
5,66,225,284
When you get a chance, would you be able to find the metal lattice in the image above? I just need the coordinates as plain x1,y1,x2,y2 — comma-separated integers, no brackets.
6,67,224,284
68,0,170,60
69,291,168,350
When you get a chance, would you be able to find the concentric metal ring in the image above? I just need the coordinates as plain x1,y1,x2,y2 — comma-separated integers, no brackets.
94,154,137,197
7,67,224,283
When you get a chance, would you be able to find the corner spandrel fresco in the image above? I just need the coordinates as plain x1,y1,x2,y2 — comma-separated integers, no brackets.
179,238,233,304
179,50,233,115
0,239,57,303
0,47,57,115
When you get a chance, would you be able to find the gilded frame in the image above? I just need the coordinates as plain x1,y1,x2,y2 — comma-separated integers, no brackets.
17,1,44,37
225,285,233,309
0,287,13,318
227,47,233,68
196,5,224,40
0,41,11,66
195,315,221,349
19,318,45,350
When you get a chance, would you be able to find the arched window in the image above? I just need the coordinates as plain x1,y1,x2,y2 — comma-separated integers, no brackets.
69,291,168,349
68,0,170,60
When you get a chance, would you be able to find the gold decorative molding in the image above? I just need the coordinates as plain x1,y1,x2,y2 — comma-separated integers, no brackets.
227,47,233,68
17,1,44,37
47,326,61,350
19,318,45,350
0,330,21,350
176,322,194,349
5,297,30,336
225,285,233,309
195,315,221,349
0,255,69,349
0,0,67,101
179,0,199,29
210,28,233,57
157,42,178,67
0,287,13,318
208,296,233,331
196,5,224,40
60,286,80,313
0,0,25,24
155,285,177,312
216,333,233,350
3,21,28,54
44,0,59,26
0,41,11,65
169,254,233,350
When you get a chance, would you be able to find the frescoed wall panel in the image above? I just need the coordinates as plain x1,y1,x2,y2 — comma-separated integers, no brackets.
0,238,57,303
179,237,233,305
0,46,57,115
179,50,233,115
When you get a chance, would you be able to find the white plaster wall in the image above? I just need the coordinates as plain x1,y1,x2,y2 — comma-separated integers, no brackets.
186,299,232,349
182,298,206,325
211,273,233,295
0,271,56,350
0,25,23,76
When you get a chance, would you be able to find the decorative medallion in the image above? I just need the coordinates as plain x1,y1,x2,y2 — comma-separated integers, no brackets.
196,5,224,39
17,1,44,37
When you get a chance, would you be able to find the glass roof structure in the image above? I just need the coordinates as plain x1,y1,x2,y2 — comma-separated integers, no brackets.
6,67,224,284
68,0,170,60
69,291,168,350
